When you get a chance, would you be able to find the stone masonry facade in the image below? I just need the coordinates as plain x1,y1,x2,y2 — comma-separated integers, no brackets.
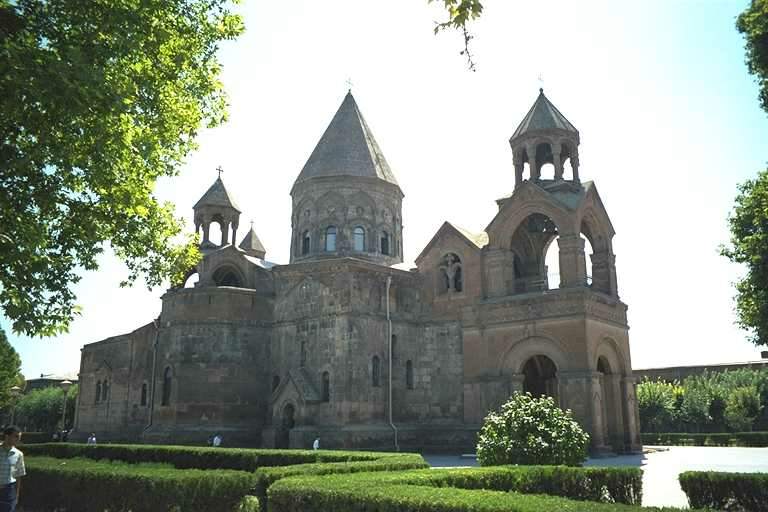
73,90,642,453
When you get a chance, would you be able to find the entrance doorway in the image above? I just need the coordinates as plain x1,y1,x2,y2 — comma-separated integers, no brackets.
522,355,558,399
277,403,295,449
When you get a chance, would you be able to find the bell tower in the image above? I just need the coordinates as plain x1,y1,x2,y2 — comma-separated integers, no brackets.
510,88,580,187
193,173,241,249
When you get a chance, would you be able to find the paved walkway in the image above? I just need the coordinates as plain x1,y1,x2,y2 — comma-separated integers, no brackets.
424,447,768,508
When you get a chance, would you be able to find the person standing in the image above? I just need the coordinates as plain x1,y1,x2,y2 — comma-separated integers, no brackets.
0,426,26,512
86,433,97,445
212,433,222,447
312,437,320,450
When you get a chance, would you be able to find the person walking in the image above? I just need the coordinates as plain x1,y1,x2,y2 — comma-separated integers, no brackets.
212,433,222,447
312,437,320,450
86,433,97,445
0,426,26,512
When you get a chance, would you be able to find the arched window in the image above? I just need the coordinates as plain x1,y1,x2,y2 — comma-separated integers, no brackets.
321,372,330,402
325,226,337,252
272,375,281,392
372,356,381,387
406,360,414,390
391,334,397,360
102,380,110,402
140,382,148,406
301,231,311,255
213,266,242,287
439,253,462,293
95,381,101,404
161,366,172,406
353,226,366,252
380,231,390,255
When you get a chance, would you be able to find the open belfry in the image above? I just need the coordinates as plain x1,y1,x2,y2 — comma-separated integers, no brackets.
74,90,642,453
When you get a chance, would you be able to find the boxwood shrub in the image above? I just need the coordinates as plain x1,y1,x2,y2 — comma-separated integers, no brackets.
21,456,258,512
679,471,768,512
268,466,657,512
641,432,768,447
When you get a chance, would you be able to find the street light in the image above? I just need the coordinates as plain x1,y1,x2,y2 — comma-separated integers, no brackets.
9,386,21,425
60,380,73,431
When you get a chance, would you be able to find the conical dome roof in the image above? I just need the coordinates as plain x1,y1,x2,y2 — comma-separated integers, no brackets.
239,225,266,259
292,92,399,190
511,89,578,140
194,177,241,212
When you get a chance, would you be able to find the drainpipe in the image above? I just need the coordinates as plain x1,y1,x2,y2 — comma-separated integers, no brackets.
386,276,399,451
143,317,161,436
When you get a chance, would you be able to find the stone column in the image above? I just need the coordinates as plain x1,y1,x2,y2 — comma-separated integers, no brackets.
513,152,524,187
571,150,580,183
231,222,238,246
621,376,643,452
558,371,609,449
221,221,230,245
483,249,509,298
604,373,625,450
553,145,563,180
557,235,587,288
590,252,618,296
202,222,211,244
526,144,539,181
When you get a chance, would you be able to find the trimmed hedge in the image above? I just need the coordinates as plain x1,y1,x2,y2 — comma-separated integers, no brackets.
19,432,51,444
268,466,659,512
253,454,429,505
679,471,768,512
641,431,768,447
22,456,258,512
22,444,428,511
22,443,413,471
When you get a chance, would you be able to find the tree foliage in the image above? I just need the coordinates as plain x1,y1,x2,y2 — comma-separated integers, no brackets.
637,369,768,433
0,0,243,337
737,0,768,115
725,385,763,432
0,328,22,410
721,169,768,346
429,0,483,71
477,392,589,467
15,386,64,432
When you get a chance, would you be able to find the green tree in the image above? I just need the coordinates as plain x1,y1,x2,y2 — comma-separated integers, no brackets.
0,0,244,337
476,392,589,467
737,0,768,115
15,387,65,432
722,1,768,343
0,328,22,410
637,379,677,432
725,385,763,432
721,170,768,346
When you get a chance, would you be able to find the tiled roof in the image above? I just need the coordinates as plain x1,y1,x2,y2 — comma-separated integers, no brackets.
293,92,399,188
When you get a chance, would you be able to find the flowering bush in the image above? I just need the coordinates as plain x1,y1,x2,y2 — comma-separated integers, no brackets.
476,392,589,466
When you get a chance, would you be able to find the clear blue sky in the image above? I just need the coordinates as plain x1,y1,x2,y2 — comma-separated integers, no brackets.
4,0,768,380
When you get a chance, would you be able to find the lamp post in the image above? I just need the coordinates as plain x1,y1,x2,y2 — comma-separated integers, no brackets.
9,386,21,425
60,380,73,431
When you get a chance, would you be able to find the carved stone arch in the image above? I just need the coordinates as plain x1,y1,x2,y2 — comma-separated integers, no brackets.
212,263,246,288
593,337,627,376
579,208,611,254
347,190,376,217
316,191,346,220
488,198,576,250
294,197,317,224
499,334,569,376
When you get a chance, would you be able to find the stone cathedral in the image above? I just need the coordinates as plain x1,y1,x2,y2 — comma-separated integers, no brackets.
73,90,642,453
